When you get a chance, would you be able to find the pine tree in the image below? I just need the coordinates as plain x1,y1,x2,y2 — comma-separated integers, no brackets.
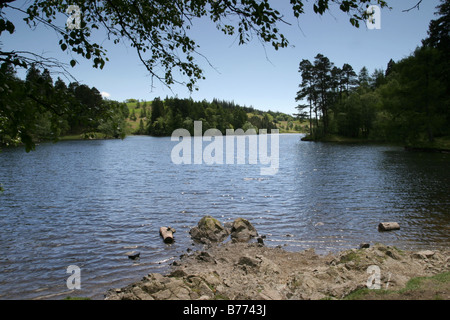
296,59,316,136
138,119,145,134
130,109,137,121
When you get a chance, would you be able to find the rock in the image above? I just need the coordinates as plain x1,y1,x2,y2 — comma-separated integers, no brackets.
237,256,260,268
169,269,188,278
152,289,172,300
386,249,401,260
173,287,191,300
258,255,281,274
141,280,164,295
413,250,435,259
285,233,294,237
359,243,370,249
223,221,233,232
126,251,140,260
378,222,400,231
230,218,258,242
132,286,153,300
190,216,229,244
196,251,216,264
314,222,324,227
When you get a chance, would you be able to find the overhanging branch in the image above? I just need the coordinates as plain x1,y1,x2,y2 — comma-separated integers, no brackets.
402,0,423,12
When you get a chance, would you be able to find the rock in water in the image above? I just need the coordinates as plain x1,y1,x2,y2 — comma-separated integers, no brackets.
126,251,140,260
378,222,400,231
230,218,258,242
189,216,229,244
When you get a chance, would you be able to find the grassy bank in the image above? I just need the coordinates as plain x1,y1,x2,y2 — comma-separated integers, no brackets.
345,271,450,300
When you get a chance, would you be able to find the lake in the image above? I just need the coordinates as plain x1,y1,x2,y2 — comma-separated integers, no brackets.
0,134,449,299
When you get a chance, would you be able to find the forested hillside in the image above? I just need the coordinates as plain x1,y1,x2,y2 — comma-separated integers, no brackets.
127,97,301,137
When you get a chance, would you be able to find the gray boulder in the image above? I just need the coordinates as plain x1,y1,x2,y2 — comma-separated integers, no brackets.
230,218,258,242
378,222,400,231
190,216,229,244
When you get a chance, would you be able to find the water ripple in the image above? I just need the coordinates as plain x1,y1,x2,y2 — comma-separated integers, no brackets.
0,135,449,299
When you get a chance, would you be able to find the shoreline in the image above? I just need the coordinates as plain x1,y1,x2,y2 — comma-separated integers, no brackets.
301,134,450,153
104,241,449,300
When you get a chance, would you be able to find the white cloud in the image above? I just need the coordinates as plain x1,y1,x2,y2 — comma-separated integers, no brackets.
101,91,111,98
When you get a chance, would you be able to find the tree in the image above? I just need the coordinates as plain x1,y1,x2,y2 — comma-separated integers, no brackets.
422,0,449,112
313,53,333,135
97,100,128,139
336,92,362,138
140,105,147,119
129,108,136,122
232,108,248,129
382,46,446,143
341,63,357,93
150,97,164,126
422,0,450,52
358,66,371,88
296,59,316,136
385,59,396,77
370,68,386,89
330,66,343,102
374,0,450,144
359,91,379,138
136,119,145,135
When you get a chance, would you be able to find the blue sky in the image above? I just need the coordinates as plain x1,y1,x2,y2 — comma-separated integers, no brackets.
1,0,441,115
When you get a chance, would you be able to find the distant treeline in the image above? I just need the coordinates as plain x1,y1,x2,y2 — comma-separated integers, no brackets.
0,60,292,151
133,97,283,136
0,64,129,151
296,0,449,146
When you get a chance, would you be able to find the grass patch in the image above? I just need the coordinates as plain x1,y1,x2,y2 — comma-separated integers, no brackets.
402,272,450,292
338,248,387,266
339,251,362,264
344,271,450,300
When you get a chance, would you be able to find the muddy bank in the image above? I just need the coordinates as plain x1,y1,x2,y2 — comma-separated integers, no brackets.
105,242,449,300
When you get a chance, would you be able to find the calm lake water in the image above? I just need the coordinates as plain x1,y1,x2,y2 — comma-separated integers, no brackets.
0,134,449,299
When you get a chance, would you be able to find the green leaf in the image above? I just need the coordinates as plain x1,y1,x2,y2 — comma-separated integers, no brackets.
70,59,76,67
